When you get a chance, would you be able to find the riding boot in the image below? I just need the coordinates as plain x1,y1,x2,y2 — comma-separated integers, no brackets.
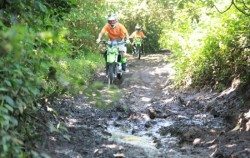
122,63,126,71
133,46,136,54
104,51,108,75
120,56,127,71
105,63,108,75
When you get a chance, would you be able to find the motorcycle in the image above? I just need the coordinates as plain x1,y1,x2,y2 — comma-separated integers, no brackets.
99,40,127,85
133,36,143,60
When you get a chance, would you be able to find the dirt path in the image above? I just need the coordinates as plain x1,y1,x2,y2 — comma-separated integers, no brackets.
45,53,250,158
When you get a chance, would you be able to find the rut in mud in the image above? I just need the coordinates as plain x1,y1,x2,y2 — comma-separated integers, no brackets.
44,53,250,158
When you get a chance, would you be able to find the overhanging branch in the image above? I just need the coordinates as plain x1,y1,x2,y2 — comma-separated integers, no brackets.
234,0,250,16
213,0,233,14
213,0,250,16
241,0,250,10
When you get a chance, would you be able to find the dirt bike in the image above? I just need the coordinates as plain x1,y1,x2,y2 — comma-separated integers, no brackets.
133,37,143,60
99,40,126,85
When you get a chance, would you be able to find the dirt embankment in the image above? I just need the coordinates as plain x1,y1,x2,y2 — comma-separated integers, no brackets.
43,53,250,158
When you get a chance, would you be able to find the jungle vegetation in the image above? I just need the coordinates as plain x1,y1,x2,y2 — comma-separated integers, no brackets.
0,0,249,157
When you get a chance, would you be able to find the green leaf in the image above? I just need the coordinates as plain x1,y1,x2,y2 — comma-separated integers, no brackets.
4,104,14,112
3,115,11,121
48,122,59,133
17,103,24,114
37,2,48,13
12,79,23,87
63,134,71,141
10,117,18,126
69,0,77,5
4,96,16,108
10,137,23,145
0,88,8,92
16,98,26,114
28,87,40,96
4,80,12,87
40,153,51,158
0,106,9,113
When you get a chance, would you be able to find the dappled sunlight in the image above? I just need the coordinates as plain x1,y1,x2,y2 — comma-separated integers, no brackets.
58,60,68,70
140,96,151,102
193,138,202,145
218,78,241,97
176,115,189,120
55,148,78,156
49,136,57,142
108,126,157,150
193,114,208,119
225,144,237,148
101,144,118,149
162,97,175,104
130,85,151,90
66,118,79,127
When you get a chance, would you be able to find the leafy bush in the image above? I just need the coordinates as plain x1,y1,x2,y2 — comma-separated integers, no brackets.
0,25,43,157
0,0,107,157
160,2,249,89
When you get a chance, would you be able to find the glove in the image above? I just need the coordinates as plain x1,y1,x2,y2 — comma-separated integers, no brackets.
126,39,130,44
96,39,101,44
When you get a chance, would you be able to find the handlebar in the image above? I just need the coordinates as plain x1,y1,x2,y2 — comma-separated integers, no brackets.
98,40,128,46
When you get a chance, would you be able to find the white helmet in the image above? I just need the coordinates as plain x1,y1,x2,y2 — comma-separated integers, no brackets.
135,24,141,31
107,14,118,28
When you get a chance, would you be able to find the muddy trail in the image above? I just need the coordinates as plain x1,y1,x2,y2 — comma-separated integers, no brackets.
45,53,250,158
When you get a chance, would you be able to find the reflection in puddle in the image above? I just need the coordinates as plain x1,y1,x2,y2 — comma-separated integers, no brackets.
107,118,175,151
141,96,151,102
108,127,157,150
55,148,82,158
107,111,223,158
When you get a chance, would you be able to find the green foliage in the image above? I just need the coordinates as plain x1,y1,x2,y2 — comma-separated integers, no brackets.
0,26,42,157
64,0,107,56
194,11,249,88
0,0,107,157
160,1,249,89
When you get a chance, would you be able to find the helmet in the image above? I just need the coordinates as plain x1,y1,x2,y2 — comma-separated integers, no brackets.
135,24,141,31
107,14,118,28
107,13,117,21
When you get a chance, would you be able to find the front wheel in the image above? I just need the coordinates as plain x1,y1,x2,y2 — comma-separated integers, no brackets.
107,64,115,84
136,45,142,60
117,73,122,80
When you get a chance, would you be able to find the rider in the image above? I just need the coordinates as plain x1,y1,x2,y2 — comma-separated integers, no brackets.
129,24,146,54
96,13,130,72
